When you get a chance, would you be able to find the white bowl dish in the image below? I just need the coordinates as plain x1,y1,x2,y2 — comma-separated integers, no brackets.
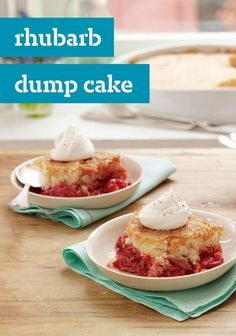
113,42,236,124
10,155,143,209
87,209,236,291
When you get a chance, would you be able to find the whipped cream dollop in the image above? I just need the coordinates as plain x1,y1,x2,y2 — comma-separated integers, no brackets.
50,126,95,161
138,189,190,230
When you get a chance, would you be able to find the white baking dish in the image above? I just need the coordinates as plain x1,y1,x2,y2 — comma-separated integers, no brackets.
112,42,236,124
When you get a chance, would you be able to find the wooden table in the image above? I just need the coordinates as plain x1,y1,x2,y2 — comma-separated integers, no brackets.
0,148,236,336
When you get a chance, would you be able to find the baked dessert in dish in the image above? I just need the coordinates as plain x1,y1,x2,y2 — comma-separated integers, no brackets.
33,126,130,197
136,52,236,90
110,190,224,277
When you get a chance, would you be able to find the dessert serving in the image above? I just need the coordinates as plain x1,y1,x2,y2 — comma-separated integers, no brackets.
110,190,224,277
33,126,130,197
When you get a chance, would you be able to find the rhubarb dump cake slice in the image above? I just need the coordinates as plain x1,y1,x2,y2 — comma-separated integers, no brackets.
110,190,224,277
33,151,129,197
33,126,130,197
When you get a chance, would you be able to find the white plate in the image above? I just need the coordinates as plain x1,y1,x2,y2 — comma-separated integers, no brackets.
113,42,236,124
10,155,143,209
87,210,236,291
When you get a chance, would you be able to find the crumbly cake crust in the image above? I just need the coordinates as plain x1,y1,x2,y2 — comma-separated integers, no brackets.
34,151,123,187
125,213,223,262
137,52,236,89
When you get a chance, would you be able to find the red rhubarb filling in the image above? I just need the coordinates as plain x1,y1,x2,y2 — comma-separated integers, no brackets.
40,178,131,197
111,235,224,277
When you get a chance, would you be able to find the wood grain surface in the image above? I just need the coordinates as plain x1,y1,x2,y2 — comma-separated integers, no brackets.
0,148,236,336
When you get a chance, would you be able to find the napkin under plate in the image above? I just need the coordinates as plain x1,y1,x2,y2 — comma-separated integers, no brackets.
63,241,236,321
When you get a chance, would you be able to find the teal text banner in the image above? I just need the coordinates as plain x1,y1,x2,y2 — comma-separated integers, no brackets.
0,64,149,103
0,18,114,57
